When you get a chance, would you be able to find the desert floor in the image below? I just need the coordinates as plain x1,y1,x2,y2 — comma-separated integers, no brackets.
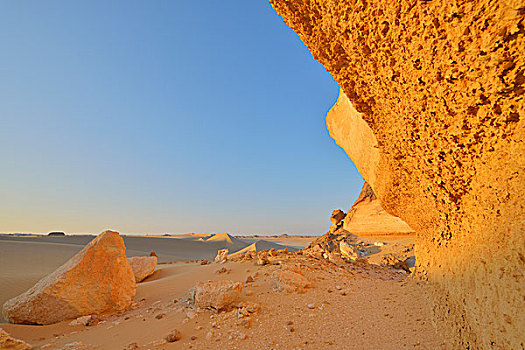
0,234,448,349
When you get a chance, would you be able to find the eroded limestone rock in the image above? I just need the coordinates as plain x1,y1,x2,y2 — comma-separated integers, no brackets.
330,209,346,226
269,1,524,347
192,280,244,311
128,256,158,282
214,249,229,264
273,269,311,294
344,182,414,236
2,231,136,325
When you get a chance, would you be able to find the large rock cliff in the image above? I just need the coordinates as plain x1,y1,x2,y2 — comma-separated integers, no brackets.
270,1,524,348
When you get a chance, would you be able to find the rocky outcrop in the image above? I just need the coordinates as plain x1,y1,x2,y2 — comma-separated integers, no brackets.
128,256,158,282
344,182,414,236
192,280,244,311
214,249,229,263
0,328,32,350
270,1,524,348
2,231,136,325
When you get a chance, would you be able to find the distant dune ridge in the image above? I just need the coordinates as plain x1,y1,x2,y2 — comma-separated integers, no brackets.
204,232,249,252
229,239,296,258
343,182,414,236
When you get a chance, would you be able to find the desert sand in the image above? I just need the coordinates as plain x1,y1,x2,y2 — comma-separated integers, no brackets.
0,233,309,324
0,231,448,349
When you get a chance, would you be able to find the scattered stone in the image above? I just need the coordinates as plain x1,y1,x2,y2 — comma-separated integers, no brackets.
307,303,315,309
382,254,411,273
128,256,158,282
69,315,90,326
257,251,270,266
2,231,136,325
193,280,244,311
245,275,255,283
339,241,359,261
215,267,229,274
150,251,158,258
0,328,32,350
190,336,197,341
200,260,210,265
166,329,181,342
125,342,139,350
244,290,253,296
61,341,89,350
155,313,165,320
214,249,229,264
273,269,311,293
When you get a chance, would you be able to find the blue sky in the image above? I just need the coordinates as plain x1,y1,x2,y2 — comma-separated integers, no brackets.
0,1,364,235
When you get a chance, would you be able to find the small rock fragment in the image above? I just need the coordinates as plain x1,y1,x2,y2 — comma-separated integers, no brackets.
166,329,181,342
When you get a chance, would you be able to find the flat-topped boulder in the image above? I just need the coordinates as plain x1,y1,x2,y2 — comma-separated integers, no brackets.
128,256,158,282
193,280,243,311
2,230,136,325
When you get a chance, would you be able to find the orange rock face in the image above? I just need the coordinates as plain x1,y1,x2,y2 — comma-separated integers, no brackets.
344,182,414,236
2,231,136,325
270,0,524,348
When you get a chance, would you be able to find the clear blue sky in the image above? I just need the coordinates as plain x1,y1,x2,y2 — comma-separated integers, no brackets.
0,1,363,235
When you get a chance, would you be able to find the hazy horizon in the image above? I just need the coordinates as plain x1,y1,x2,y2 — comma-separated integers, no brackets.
0,2,364,235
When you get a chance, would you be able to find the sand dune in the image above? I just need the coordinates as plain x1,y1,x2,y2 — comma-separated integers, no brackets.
204,232,249,252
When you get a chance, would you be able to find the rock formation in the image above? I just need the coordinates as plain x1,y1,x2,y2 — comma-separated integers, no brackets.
214,249,229,263
192,280,244,311
128,256,158,282
344,182,414,235
2,231,136,325
270,1,524,348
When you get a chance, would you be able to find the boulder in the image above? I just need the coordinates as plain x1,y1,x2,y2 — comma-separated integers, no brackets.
214,249,229,263
193,280,244,311
0,328,32,350
330,209,346,225
339,241,359,261
2,231,136,325
256,251,270,266
273,270,311,293
128,256,158,282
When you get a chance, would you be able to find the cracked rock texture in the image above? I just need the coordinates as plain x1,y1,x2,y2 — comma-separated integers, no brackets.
270,0,524,348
